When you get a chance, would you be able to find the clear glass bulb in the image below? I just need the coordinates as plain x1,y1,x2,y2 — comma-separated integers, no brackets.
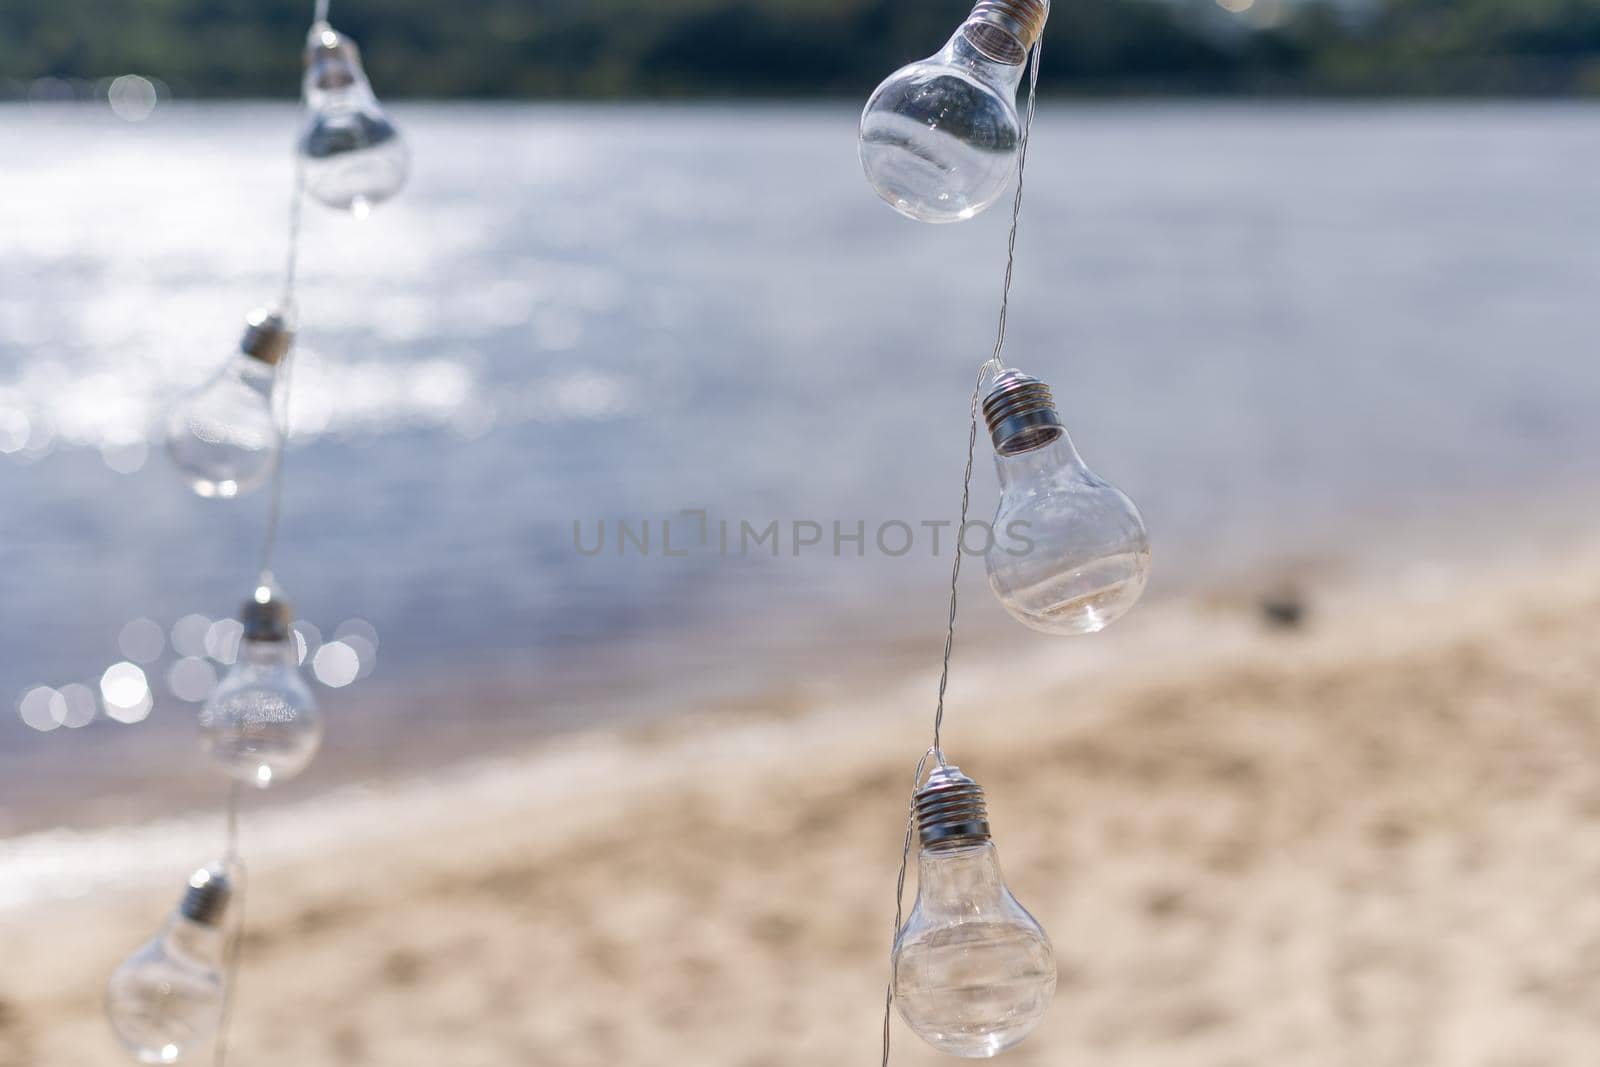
298,21,409,216
106,869,229,1065
894,824,1056,1055
859,1,1047,223
200,590,321,788
983,370,1150,635
163,309,289,500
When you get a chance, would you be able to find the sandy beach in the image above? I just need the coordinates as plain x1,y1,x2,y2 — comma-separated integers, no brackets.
6,538,1600,1067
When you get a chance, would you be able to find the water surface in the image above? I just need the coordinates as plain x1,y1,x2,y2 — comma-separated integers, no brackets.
2,102,1598,830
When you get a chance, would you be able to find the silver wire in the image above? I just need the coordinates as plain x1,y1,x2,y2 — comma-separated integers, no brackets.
257,86,309,588
989,34,1043,372
880,34,1044,1067
255,337,297,587
879,748,937,1065
213,783,246,1067
280,156,306,315
314,0,331,25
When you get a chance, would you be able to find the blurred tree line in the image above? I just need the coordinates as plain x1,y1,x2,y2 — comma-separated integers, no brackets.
5,0,1600,97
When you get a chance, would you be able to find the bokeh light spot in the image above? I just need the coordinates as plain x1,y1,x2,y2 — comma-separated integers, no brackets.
101,662,153,724
0,409,30,454
18,687,62,732
312,642,360,688
293,621,323,666
168,657,218,704
58,683,98,728
108,75,159,121
204,618,243,665
118,617,166,664
100,440,149,474
171,614,212,659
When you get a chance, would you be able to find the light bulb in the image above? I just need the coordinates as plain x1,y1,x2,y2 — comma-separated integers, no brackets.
893,766,1056,1057
982,368,1150,635
106,866,231,1064
199,586,322,788
298,21,409,216
860,0,1048,223
163,308,290,500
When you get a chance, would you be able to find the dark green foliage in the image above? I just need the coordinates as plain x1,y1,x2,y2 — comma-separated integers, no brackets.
3,0,1600,98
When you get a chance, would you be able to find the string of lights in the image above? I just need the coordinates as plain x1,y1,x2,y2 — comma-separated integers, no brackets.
104,2,409,1062
100,0,1155,1060
859,1,1151,1060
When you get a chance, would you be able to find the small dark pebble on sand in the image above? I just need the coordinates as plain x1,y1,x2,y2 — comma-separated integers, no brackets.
1259,590,1308,630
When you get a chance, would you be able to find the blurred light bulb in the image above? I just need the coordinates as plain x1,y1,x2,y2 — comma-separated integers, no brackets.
860,0,1048,223
982,368,1149,634
199,586,322,787
894,766,1056,1057
164,308,290,500
299,21,409,215
106,867,231,1065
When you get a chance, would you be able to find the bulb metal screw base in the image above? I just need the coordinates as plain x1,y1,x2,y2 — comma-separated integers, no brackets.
305,22,361,88
179,867,232,927
240,590,293,643
964,0,1050,64
240,307,293,367
983,369,1065,457
916,766,993,850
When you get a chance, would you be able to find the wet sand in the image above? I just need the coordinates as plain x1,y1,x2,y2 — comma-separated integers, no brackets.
6,544,1600,1067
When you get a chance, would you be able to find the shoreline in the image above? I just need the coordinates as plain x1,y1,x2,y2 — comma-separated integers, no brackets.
7,473,1597,842
6,539,1600,1062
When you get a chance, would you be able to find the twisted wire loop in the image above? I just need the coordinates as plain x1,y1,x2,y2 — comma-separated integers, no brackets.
880,34,1044,1067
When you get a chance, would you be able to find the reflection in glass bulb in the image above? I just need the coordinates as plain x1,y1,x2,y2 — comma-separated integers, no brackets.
106,867,230,1065
894,766,1056,1057
982,368,1150,635
164,308,289,500
298,21,409,215
199,588,321,787
859,0,1049,223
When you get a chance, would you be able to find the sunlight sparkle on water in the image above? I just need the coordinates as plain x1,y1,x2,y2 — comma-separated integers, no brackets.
100,662,152,724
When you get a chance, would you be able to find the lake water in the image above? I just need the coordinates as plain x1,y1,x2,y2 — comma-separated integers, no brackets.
2,101,1600,830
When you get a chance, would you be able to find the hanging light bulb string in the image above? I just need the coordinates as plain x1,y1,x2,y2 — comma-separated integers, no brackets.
879,35,1044,1067
212,12,321,1063
934,32,1042,763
